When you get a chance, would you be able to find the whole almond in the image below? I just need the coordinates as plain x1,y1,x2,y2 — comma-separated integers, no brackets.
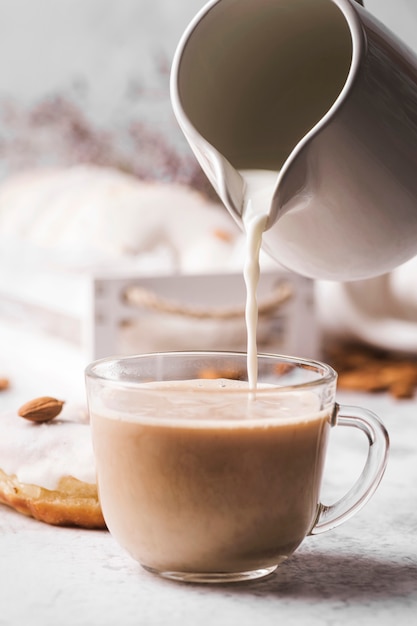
18,396,65,423
0,378,10,391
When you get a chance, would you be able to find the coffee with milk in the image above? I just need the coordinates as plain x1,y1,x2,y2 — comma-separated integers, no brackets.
91,379,331,575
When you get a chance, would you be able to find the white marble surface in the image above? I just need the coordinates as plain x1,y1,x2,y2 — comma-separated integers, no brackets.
0,321,416,626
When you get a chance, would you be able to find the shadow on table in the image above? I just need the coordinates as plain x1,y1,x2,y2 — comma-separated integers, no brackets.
225,550,417,601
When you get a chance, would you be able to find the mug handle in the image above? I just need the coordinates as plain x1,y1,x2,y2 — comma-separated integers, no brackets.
309,403,389,535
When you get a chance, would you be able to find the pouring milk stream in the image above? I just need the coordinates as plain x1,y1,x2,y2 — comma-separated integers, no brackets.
242,171,277,389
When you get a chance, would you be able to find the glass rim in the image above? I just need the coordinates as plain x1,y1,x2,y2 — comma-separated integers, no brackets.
85,351,337,394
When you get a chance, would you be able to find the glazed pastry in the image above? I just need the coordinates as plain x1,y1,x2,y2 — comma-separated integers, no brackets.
0,404,105,528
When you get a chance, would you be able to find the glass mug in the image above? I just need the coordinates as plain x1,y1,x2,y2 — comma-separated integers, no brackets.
85,351,389,584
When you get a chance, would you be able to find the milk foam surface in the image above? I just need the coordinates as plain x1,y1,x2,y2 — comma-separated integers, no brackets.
97,378,324,427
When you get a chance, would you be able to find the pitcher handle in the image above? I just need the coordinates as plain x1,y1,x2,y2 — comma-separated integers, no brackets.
309,403,389,535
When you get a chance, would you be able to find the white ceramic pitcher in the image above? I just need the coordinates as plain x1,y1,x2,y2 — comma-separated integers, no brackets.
171,0,417,281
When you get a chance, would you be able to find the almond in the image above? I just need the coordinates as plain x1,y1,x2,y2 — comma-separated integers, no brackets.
198,367,244,380
0,378,10,391
213,228,234,243
18,396,65,423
